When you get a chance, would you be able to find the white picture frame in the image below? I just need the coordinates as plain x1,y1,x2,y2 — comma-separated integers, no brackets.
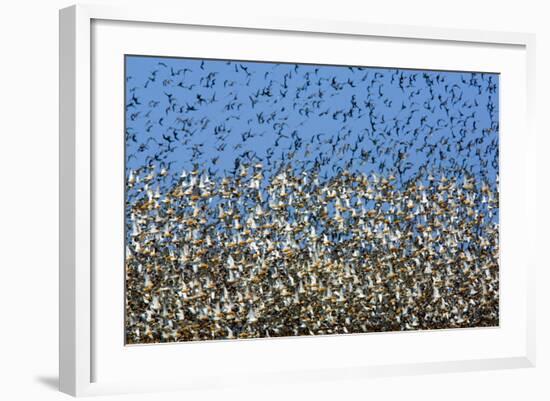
59,4,536,397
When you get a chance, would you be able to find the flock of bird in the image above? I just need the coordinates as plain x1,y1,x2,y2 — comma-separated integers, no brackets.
124,56,499,344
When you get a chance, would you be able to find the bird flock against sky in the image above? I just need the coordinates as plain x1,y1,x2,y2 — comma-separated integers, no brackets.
124,55,499,344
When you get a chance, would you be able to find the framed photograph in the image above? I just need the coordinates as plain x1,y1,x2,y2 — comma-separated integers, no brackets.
59,4,536,396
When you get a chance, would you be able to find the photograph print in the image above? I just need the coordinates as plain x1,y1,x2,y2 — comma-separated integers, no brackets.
124,55,499,344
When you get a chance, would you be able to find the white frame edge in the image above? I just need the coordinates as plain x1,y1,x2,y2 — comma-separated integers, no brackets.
59,3,536,397
60,5,92,397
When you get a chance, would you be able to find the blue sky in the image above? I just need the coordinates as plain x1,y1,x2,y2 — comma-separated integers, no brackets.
125,55,499,192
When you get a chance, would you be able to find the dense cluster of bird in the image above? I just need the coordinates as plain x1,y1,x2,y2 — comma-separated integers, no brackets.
124,57,499,344
125,163,499,343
